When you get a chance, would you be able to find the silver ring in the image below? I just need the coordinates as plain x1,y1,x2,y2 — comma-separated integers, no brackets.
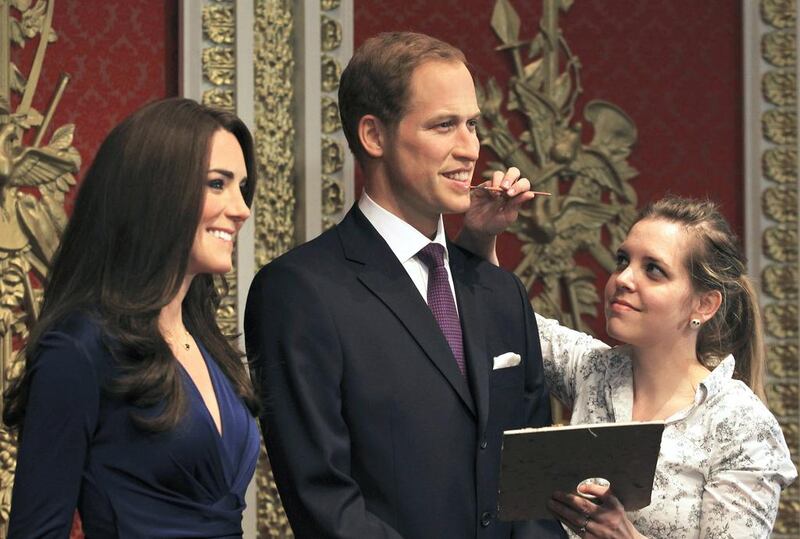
578,524,586,536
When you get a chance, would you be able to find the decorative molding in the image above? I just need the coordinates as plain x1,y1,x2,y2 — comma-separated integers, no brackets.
744,0,799,535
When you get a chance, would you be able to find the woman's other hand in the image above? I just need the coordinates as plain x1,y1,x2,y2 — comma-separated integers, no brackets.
548,483,645,538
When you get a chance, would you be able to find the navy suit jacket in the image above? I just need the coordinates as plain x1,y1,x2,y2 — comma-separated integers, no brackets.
245,206,564,538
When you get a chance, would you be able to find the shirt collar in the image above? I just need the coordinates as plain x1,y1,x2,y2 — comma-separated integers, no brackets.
358,192,449,264
696,354,735,403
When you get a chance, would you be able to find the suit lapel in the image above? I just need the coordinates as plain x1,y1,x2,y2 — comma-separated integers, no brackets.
449,244,490,436
338,207,476,417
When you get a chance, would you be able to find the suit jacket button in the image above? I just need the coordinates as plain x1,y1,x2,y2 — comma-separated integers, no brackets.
481,511,492,527
480,440,488,450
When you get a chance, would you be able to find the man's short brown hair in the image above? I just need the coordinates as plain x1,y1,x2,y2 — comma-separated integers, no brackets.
338,32,467,161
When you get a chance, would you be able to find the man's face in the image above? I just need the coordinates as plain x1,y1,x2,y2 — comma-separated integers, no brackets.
379,60,480,236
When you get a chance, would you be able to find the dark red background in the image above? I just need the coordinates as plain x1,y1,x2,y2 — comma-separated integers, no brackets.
354,0,743,338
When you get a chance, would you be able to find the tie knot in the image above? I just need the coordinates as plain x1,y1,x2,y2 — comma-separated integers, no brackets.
417,243,446,269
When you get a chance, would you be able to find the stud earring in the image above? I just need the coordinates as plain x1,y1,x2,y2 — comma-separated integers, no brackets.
690,319,701,328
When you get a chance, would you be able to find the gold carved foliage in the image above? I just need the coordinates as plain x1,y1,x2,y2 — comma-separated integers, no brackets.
322,174,345,231
762,264,799,300
776,495,800,536
763,146,798,184
203,3,235,44
762,109,797,145
763,225,798,263
321,54,341,92
761,0,797,30
767,342,799,377
762,185,798,223
321,15,342,51
762,69,797,106
321,96,341,134
761,30,797,67
764,303,799,340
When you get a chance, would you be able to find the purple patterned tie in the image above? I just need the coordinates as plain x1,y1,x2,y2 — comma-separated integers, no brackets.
417,243,466,376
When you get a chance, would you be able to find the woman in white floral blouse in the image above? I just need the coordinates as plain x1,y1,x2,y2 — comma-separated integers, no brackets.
460,189,797,538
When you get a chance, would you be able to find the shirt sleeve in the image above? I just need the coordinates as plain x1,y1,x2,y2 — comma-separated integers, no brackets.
7,331,100,539
534,313,609,408
698,393,797,538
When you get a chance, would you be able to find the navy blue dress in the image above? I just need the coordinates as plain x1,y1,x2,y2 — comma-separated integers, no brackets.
8,313,260,538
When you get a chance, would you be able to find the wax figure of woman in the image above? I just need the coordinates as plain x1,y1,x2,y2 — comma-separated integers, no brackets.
4,98,260,538
460,181,796,538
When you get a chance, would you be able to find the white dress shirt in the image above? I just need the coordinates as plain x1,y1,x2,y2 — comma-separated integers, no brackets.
358,193,458,311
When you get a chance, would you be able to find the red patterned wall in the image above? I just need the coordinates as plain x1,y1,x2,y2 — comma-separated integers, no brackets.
354,0,743,338
9,2,178,536
12,0,179,213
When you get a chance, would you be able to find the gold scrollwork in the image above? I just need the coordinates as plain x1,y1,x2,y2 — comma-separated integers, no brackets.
321,54,342,93
761,0,797,30
766,381,800,416
321,0,341,11
775,496,800,535
762,69,796,106
762,146,798,184
764,303,799,340
762,186,798,223
767,342,799,377
321,15,342,52
203,4,235,44
761,30,797,67
203,46,236,86
780,421,799,463
762,108,797,145
321,136,344,175
321,96,341,134
762,264,799,300
763,225,798,263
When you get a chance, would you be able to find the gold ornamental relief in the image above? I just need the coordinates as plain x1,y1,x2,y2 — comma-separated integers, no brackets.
321,0,341,11
203,46,235,87
321,15,342,51
767,381,800,417
762,186,798,223
203,4,235,44
322,174,345,230
321,96,341,133
202,88,235,111
762,70,796,106
762,264,799,300
476,0,638,333
763,146,797,183
0,0,82,529
761,30,796,67
780,421,799,462
775,497,800,536
763,226,798,263
764,303,799,339
767,343,799,377
321,54,341,92
762,109,797,145
321,136,344,174
761,0,797,29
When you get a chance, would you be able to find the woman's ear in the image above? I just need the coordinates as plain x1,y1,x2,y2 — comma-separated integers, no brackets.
358,114,386,158
694,289,723,323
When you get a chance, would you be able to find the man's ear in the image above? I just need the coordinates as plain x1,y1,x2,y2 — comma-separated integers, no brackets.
694,289,723,323
358,114,386,158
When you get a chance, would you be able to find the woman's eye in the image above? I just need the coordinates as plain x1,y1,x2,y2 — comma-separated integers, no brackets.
239,181,249,197
615,253,628,269
646,262,665,277
207,179,225,190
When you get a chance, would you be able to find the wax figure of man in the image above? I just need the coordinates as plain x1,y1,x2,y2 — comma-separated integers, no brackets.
245,32,565,539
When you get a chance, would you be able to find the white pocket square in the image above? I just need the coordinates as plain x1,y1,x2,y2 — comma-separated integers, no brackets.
492,352,521,370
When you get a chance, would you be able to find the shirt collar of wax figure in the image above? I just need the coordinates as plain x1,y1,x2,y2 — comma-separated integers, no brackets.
358,191,450,265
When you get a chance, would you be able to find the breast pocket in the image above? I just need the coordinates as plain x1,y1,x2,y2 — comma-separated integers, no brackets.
490,364,524,389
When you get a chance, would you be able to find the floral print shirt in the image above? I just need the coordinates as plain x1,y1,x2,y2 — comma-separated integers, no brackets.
536,314,797,539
